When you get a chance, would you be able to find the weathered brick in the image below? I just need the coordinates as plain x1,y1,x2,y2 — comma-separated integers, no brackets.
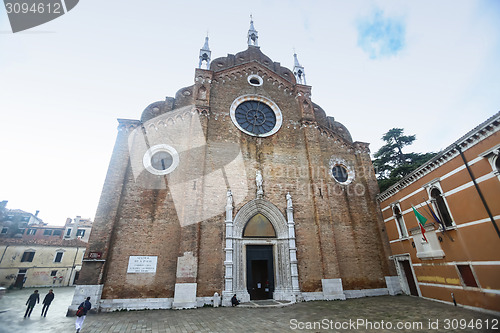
78,44,395,304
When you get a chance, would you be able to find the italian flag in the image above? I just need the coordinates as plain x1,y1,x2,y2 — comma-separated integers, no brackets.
412,205,428,242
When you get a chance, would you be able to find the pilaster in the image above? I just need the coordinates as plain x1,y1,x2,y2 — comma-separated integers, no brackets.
286,194,300,293
295,85,314,122
80,119,140,284
194,68,213,108
69,119,139,315
222,190,235,306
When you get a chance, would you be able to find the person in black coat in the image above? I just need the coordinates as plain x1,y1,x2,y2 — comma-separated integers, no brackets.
24,290,39,318
41,289,55,317
231,294,240,306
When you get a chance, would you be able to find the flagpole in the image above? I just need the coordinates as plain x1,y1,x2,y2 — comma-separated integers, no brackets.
456,144,500,239
412,203,428,242
420,199,439,228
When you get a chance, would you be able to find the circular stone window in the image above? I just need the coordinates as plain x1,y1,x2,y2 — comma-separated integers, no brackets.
329,157,355,184
143,144,179,175
230,95,282,137
247,74,263,86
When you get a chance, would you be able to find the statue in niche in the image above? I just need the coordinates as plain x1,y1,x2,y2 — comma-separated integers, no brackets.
226,189,233,207
286,192,293,209
256,170,263,194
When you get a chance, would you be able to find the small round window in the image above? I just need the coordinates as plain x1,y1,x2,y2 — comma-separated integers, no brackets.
247,74,263,86
143,144,179,175
332,165,349,183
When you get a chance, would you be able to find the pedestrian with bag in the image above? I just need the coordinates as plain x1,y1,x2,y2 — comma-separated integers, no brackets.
41,289,55,317
75,296,91,333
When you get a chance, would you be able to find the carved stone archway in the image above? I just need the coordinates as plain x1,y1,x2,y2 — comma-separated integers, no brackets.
223,198,298,305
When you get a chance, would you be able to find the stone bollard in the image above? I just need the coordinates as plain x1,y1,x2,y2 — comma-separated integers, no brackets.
213,292,220,307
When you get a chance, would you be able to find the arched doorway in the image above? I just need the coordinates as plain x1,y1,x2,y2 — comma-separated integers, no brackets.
243,213,276,299
225,198,297,303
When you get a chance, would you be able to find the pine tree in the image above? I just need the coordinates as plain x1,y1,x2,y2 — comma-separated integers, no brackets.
373,128,436,192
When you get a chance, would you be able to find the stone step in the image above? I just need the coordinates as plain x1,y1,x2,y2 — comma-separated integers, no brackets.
237,299,294,308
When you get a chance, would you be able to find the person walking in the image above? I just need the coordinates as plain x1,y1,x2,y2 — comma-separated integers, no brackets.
75,296,91,333
24,290,39,318
41,289,55,317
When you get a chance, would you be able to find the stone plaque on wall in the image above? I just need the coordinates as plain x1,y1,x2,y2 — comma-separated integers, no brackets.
127,256,157,273
176,252,197,278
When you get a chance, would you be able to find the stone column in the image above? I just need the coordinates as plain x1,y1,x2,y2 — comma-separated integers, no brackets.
222,190,234,306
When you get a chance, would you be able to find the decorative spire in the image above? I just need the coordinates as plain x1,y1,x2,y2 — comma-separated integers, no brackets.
199,34,211,69
293,52,306,85
247,15,259,47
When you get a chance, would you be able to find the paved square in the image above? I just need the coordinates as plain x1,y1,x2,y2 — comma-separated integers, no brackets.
0,287,498,332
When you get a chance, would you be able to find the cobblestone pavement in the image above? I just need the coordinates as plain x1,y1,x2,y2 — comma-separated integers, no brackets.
0,287,498,333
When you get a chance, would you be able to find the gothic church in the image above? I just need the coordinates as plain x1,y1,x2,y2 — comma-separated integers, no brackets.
69,20,397,312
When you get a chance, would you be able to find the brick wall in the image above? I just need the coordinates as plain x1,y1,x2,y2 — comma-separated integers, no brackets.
82,46,394,299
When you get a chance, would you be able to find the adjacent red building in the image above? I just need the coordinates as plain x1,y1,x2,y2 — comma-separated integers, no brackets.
379,112,500,315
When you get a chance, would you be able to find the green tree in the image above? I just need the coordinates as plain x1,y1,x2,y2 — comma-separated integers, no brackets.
373,128,436,192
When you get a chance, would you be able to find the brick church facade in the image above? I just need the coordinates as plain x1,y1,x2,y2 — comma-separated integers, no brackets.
69,20,399,312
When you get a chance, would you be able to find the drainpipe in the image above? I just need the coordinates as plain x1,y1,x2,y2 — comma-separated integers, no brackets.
456,145,500,239
0,245,8,265
69,247,79,286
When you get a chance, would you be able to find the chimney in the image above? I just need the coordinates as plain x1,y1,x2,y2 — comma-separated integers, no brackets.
35,210,40,217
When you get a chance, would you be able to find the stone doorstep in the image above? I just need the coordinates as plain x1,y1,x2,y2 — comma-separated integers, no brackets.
238,299,294,308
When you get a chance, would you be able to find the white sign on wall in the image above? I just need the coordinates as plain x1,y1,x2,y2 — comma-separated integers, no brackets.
127,256,157,273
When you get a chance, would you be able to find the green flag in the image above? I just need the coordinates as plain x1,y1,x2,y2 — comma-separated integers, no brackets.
412,205,427,226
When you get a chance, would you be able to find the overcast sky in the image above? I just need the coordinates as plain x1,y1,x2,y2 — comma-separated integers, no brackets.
1,0,499,225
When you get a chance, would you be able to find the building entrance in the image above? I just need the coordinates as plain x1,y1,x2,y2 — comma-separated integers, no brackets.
246,245,274,300
14,269,27,288
401,260,419,296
